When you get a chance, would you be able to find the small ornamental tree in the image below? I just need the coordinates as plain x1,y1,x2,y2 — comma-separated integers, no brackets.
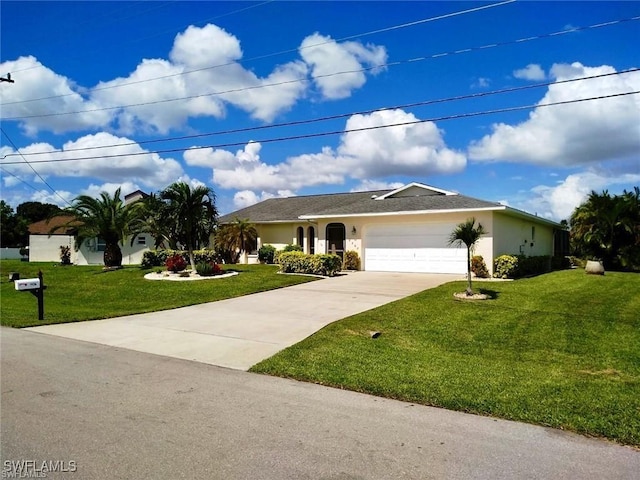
448,218,488,296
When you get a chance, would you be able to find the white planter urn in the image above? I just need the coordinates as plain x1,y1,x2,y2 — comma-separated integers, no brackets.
585,260,605,275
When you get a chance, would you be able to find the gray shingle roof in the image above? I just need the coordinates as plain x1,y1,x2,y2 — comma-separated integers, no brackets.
219,188,502,223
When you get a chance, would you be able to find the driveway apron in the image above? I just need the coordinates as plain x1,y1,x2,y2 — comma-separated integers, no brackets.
26,272,458,370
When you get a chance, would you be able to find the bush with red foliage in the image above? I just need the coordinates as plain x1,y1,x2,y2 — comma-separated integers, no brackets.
166,254,187,272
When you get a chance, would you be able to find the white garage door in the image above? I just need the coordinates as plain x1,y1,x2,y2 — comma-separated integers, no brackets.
364,223,467,274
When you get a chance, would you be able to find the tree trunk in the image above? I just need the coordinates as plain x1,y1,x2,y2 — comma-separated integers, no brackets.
104,242,123,267
187,246,196,272
466,247,473,295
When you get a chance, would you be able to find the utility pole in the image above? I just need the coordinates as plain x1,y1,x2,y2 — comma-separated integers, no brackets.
1,73,15,83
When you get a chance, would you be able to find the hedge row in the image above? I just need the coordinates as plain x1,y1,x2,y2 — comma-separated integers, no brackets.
493,254,552,279
276,251,342,277
141,249,219,269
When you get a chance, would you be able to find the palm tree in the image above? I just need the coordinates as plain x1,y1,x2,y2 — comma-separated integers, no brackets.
132,193,178,250
571,188,640,270
161,182,217,271
52,188,142,267
214,218,258,264
448,217,487,296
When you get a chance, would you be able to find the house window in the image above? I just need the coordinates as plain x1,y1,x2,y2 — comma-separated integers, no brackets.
137,236,146,246
96,238,106,252
297,226,304,250
531,226,536,242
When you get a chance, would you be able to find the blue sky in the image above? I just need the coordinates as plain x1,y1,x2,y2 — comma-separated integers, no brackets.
1,0,638,220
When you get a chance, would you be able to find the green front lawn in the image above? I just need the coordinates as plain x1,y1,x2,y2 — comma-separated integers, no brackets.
0,260,317,328
251,269,640,446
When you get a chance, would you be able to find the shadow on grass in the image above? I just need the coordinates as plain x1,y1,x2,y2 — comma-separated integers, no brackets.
478,288,499,299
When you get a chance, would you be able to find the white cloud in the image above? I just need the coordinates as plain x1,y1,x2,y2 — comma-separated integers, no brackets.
198,109,465,194
299,32,387,99
233,189,295,209
513,64,546,81
337,109,466,177
520,169,640,221
94,24,310,130
30,189,74,208
468,63,640,167
2,132,184,190
2,25,390,135
93,58,223,135
472,77,491,89
81,181,142,199
7,24,392,135
350,180,404,192
0,56,112,135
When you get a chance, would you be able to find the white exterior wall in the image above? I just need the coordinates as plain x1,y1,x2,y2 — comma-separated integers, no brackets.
28,235,77,263
492,213,554,259
256,224,297,251
75,235,151,265
29,234,150,265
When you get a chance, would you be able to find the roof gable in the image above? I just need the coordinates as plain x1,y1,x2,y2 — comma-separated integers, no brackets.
375,182,457,200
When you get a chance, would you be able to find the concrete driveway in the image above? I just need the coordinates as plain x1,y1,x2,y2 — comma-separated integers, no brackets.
26,272,458,370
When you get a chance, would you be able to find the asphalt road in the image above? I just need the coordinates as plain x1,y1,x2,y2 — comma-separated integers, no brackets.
2,327,638,479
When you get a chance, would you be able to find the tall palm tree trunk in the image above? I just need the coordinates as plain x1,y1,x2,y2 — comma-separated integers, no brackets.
466,247,473,295
104,242,123,267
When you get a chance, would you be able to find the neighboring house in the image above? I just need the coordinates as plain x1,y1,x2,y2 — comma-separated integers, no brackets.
28,215,79,263
219,182,562,276
27,192,151,266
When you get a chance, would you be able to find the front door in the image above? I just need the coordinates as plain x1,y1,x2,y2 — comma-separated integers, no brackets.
326,223,345,259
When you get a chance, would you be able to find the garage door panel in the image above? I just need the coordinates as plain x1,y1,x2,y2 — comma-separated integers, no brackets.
364,223,467,274
365,248,467,274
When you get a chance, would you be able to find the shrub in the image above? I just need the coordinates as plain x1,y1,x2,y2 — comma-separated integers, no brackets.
196,261,223,277
494,254,552,279
517,255,551,277
551,256,571,271
342,250,361,270
59,245,72,265
258,244,276,264
277,251,341,276
568,256,587,269
166,254,187,272
283,243,303,252
192,249,219,265
494,255,518,279
312,254,343,276
141,250,169,268
471,255,489,278
141,249,219,269
19,247,28,257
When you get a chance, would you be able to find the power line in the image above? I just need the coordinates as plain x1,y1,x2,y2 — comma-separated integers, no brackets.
1,0,517,106
0,166,43,194
3,14,637,119
4,68,637,159
2,90,637,166
0,127,71,205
